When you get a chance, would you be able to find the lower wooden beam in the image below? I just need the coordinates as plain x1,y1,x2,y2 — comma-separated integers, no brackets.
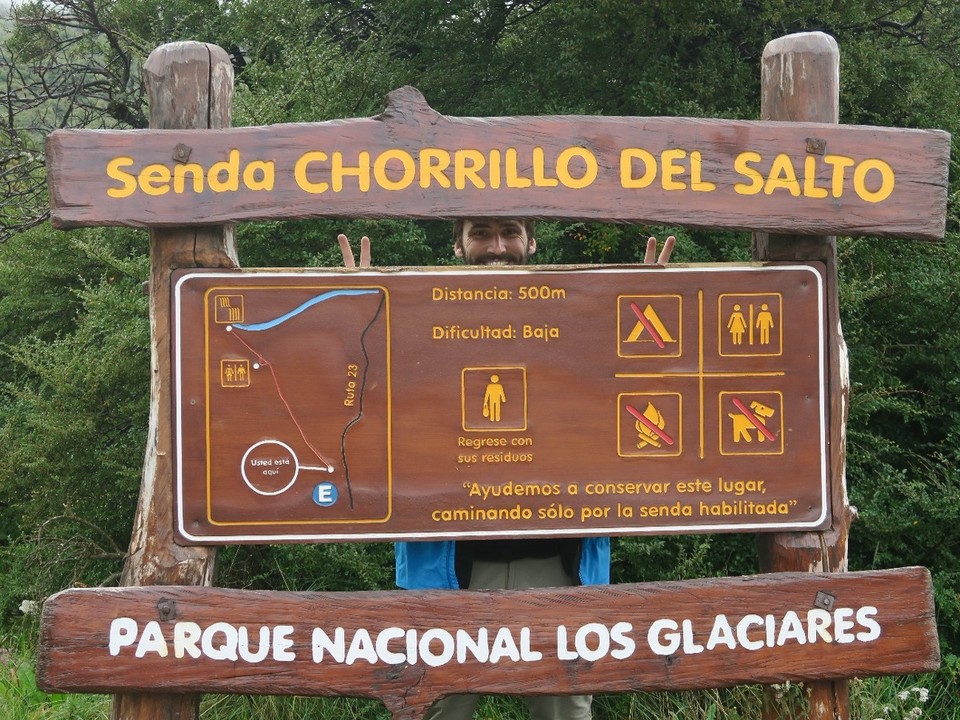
39,568,938,720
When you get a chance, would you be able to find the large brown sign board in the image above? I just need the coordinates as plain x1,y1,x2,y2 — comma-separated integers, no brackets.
37,568,939,720
173,263,827,543
46,87,950,239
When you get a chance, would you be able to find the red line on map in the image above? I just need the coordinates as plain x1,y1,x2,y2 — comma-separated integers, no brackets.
626,404,674,445
230,331,333,468
731,397,776,442
629,302,665,348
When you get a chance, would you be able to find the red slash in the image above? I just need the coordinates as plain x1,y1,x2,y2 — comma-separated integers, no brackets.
629,302,665,348
626,404,674,445
731,397,776,441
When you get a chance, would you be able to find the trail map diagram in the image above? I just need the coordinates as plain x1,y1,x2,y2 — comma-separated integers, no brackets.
173,266,827,544
176,281,391,536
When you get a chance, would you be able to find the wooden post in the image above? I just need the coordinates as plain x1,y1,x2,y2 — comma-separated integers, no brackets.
754,32,856,720
112,42,237,720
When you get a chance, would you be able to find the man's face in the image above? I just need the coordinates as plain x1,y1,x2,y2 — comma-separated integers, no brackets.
455,219,536,266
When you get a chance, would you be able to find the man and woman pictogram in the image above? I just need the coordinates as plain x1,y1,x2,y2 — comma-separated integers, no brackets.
727,302,775,346
719,294,781,355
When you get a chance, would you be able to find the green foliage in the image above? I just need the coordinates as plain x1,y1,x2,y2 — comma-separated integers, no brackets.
534,224,752,265
199,695,388,720
226,0,394,125
236,219,439,268
0,225,149,624
0,1,959,716
612,533,761,589
839,232,960,654
0,626,111,720
0,225,147,373
216,542,394,593
848,666,960,720
2,639,955,720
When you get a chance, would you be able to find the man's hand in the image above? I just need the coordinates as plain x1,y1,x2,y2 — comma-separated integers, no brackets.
337,233,371,268
644,235,675,265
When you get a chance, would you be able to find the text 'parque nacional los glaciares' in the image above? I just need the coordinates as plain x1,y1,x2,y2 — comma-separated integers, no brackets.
105,605,883,666
37,570,940,698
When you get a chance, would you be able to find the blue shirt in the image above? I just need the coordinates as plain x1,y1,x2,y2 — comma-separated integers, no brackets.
395,537,611,589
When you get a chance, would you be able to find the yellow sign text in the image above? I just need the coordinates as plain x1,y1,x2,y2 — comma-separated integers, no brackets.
103,145,897,204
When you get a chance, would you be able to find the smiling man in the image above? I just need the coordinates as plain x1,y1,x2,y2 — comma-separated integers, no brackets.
453,218,536,266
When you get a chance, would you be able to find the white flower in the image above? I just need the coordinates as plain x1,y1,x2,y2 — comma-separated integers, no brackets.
19,599,39,616
898,690,911,701
914,687,930,703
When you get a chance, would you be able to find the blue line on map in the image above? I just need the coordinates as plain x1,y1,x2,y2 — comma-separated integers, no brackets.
233,289,380,331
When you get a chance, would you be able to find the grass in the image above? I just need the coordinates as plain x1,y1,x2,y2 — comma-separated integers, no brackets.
0,636,109,720
3,631,957,720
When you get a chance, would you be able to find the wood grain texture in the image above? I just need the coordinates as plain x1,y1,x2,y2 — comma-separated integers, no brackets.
752,31,853,720
39,569,939,720
46,93,950,239
112,41,236,720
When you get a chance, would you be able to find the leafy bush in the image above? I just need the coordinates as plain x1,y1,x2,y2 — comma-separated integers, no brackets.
0,226,149,624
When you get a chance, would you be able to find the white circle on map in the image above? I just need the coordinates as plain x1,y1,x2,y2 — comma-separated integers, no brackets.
240,439,299,496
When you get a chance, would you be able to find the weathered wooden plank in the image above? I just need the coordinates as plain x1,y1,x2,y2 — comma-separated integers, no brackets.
112,40,236,720
751,31,852,720
38,568,938,720
46,87,950,239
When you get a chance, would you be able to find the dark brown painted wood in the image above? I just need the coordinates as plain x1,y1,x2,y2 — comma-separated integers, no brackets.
171,264,831,543
39,568,939,720
46,90,949,239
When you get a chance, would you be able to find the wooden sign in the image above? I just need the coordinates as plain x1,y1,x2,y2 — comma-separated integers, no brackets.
37,568,939,720
173,263,828,543
46,87,950,239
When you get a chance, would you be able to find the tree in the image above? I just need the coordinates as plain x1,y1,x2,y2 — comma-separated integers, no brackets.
0,0,235,241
